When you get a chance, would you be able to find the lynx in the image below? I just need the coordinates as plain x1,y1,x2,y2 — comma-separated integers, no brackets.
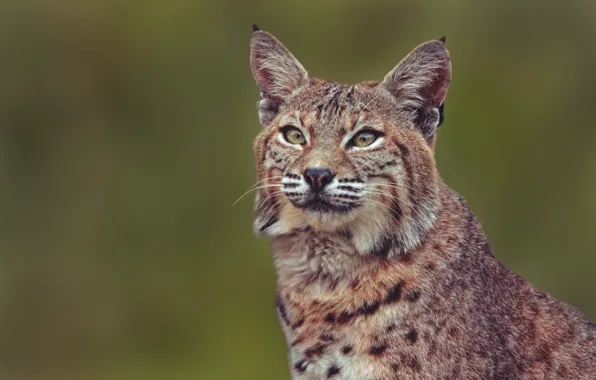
248,25,596,379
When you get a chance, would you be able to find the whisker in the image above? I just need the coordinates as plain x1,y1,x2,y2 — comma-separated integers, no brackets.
364,185,416,208
237,176,284,195
353,208,383,229
251,176,284,185
356,203,392,232
335,185,363,193
231,184,282,206
375,182,418,193
364,188,407,199
364,188,406,200
260,190,285,205
365,190,415,211
363,191,417,217
267,197,287,214
363,197,396,214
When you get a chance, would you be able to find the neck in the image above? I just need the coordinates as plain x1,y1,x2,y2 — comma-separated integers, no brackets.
272,184,472,297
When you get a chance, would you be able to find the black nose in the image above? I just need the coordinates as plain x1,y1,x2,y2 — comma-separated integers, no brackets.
303,168,335,192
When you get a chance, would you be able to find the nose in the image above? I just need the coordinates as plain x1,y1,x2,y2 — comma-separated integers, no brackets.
303,168,335,192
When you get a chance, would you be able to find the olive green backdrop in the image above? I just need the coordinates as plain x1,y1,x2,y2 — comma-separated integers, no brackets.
1,1,595,379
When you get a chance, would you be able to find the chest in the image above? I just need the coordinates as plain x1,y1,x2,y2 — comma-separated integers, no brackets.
272,228,491,378
276,280,495,380
283,304,396,379
279,295,449,380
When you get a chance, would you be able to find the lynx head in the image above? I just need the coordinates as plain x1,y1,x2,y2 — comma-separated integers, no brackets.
249,26,451,257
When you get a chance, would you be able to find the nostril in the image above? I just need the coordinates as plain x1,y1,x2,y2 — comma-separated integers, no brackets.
320,173,333,187
303,168,335,191
303,172,314,186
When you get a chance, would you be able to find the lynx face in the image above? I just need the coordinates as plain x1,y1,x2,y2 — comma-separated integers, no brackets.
250,27,451,256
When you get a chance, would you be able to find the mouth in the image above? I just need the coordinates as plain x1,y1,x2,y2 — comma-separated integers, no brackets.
294,195,357,214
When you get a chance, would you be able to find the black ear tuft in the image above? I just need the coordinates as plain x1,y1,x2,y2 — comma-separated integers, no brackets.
252,23,261,32
439,36,446,43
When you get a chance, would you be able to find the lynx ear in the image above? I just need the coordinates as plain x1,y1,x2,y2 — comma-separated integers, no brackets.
382,39,451,139
250,28,308,126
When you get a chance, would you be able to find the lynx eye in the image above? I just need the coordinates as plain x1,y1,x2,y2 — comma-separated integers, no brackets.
349,130,382,148
281,126,306,145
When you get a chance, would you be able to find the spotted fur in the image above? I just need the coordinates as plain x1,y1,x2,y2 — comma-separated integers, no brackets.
249,28,596,379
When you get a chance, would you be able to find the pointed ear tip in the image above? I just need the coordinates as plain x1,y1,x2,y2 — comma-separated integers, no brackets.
439,36,447,43
252,23,261,33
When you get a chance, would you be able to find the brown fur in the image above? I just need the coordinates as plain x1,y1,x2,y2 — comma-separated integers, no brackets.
249,28,596,379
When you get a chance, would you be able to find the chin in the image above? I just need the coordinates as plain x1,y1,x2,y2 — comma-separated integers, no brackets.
303,201,355,214
296,201,361,231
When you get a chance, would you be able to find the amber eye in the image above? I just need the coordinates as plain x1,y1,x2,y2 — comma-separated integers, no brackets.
350,130,382,148
281,126,306,145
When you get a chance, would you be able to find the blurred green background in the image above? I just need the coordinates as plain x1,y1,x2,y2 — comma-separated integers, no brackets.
1,0,595,379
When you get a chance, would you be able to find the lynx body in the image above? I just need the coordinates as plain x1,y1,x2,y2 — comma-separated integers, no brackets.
248,26,596,379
